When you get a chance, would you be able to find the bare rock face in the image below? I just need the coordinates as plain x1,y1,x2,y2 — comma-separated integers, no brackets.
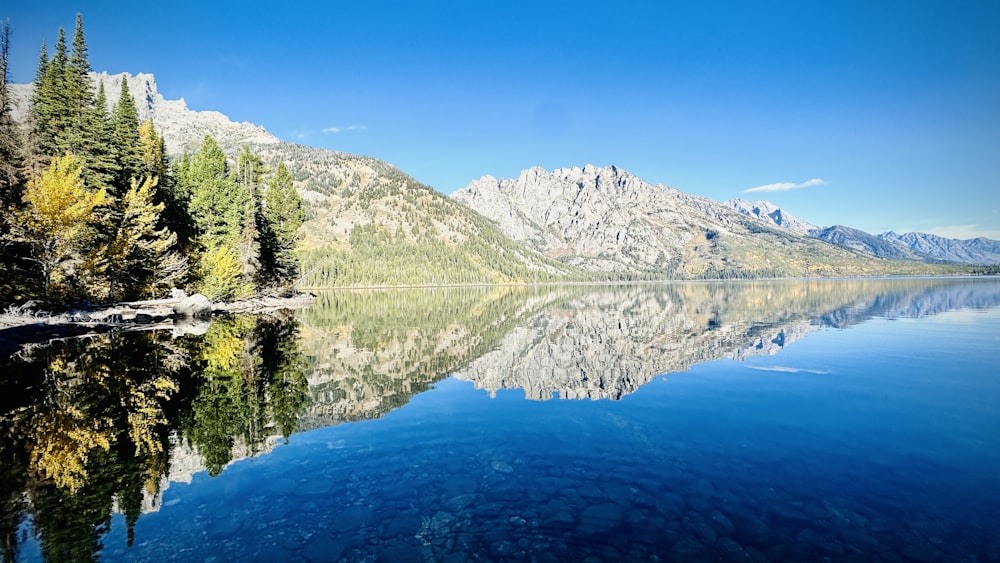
724,198,819,235
172,294,213,318
9,72,280,155
452,165,754,274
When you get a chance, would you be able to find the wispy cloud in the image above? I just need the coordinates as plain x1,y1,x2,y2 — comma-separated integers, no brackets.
743,178,826,194
746,365,831,375
322,125,368,134
924,224,1000,240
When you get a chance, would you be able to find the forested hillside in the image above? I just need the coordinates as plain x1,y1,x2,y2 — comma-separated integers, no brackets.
0,17,304,304
249,143,582,287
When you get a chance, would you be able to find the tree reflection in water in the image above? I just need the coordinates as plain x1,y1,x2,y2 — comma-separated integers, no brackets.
0,312,306,562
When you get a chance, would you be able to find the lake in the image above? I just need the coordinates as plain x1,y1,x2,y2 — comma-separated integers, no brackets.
2,278,999,562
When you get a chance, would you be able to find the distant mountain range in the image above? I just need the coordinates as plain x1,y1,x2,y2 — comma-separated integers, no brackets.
724,198,1000,264
9,72,993,284
453,165,961,276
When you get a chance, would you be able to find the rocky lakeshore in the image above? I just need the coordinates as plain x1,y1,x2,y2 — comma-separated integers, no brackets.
0,291,316,357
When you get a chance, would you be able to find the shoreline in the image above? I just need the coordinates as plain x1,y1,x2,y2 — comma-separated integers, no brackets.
0,293,317,358
3,274,993,356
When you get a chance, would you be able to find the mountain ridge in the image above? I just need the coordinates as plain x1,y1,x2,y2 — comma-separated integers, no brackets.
453,165,958,278
9,72,983,278
723,198,1000,264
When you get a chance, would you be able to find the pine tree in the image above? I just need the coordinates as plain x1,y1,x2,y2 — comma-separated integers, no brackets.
0,20,28,301
235,146,265,283
261,161,304,286
30,28,68,159
164,150,195,251
184,136,252,299
63,14,94,149
29,15,109,195
0,20,23,203
186,136,247,246
84,80,118,195
111,79,140,189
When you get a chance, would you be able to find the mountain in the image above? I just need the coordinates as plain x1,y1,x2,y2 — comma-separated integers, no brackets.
877,231,1000,264
9,73,976,279
452,165,952,278
11,72,576,287
724,198,1000,265
810,225,933,261
724,198,818,235
258,144,579,287
9,72,279,155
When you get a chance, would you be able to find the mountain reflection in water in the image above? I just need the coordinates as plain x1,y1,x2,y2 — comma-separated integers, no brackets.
0,278,997,561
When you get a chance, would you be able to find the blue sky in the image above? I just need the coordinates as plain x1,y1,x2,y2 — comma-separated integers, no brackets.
5,1,1000,239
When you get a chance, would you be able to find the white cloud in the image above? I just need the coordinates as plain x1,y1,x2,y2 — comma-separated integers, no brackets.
746,365,831,375
924,224,1000,240
322,125,368,134
743,178,826,194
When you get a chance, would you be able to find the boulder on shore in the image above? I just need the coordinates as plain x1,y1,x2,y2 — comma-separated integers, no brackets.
172,294,213,318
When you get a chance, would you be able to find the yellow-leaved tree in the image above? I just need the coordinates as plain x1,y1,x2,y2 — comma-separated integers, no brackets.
99,176,187,301
6,153,107,299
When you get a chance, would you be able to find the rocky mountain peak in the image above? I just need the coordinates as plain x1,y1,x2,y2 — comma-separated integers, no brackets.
455,164,799,274
9,71,280,155
724,198,818,235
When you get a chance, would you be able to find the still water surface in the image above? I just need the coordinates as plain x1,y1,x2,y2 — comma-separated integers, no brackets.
2,278,999,561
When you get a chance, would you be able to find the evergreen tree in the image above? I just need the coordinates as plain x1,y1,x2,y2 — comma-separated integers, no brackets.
84,80,118,196
63,14,94,149
0,20,28,301
236,146,265,283
184,136,252,299
30,28,68,159
261,160,304,286
29,15,110,195
110,79,140,189
186,136,247,246
0,20,23,204
164,150,195,251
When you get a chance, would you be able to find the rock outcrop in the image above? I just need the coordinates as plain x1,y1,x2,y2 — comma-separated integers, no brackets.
724,198,819,235
9,71,280,155
452,165,887,277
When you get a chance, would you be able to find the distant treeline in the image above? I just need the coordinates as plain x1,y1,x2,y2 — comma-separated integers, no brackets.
970,264,1000,275
0,15,304,304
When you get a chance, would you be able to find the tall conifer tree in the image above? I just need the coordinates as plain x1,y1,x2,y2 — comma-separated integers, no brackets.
0,20,23,206
31,28,68,158
0,20,28,301
111,79,140,189
236,146,265,282
261,161,304,286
